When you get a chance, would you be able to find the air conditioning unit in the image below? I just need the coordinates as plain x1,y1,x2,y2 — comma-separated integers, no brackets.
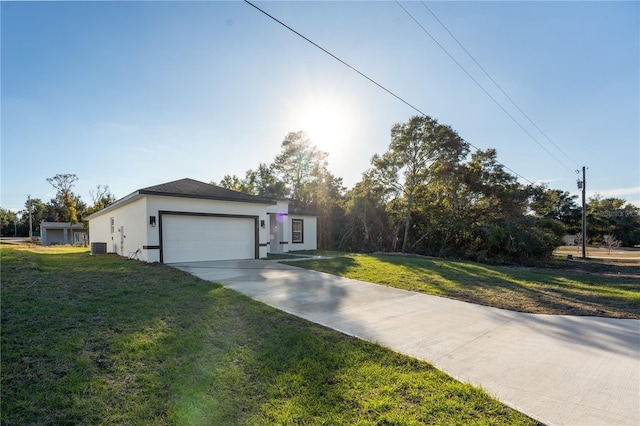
91,242,107,255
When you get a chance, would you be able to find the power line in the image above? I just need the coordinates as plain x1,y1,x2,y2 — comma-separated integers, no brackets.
243,0,534,185
243,0,428,118
419,1,581,169
394,0,575,175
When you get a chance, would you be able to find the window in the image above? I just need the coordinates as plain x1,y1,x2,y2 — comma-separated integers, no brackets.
110,218,115,234
292,219,303,243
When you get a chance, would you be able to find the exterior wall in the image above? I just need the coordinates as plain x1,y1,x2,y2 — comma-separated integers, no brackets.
88,197,148,260
88,214,113,253
145,195,272,261
288,215,317,251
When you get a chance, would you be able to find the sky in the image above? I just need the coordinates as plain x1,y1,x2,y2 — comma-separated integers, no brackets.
2,0,639,213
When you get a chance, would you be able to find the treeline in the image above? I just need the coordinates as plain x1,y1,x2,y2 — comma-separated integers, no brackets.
3,115,638,260
0,175,115,237
215,116,640,261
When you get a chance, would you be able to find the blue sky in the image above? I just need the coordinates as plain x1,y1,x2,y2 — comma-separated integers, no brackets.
2,1,638,212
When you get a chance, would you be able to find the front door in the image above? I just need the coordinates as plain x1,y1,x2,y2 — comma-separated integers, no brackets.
269,213,283,253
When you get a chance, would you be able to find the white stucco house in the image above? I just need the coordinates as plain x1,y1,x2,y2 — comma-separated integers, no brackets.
86,178,317,263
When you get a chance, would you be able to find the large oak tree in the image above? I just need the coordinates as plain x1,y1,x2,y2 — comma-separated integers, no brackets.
369,115,468,253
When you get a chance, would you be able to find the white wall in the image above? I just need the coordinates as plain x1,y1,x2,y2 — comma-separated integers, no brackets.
88,214,113,252
89,197,149,260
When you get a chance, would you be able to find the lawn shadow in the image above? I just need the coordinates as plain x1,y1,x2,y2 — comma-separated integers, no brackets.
171,255,636,425
374,254,640,319
176,259,534,424
512,313,640,359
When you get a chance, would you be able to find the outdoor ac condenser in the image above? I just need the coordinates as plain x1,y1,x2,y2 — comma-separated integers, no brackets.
91,242,107,255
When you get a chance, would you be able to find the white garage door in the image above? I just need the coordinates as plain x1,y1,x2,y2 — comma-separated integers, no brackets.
162,215,255,263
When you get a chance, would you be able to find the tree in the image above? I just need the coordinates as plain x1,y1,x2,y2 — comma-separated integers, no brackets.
213,174,248,193
587,196,640,246
604,233,621,254
369,115,468,253
272,131,331,206
214,163,287,198
0,208,17,236
23,197,47,237
46,173,79,223
89,185,116,211
530,186,580,232
244,163,287,197
613,204,640,247
340,172,396,252
215,131,345,249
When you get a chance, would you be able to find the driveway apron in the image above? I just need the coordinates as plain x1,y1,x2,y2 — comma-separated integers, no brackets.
172,259,640,426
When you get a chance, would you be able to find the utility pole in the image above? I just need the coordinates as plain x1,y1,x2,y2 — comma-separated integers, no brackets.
27,195,33,240
577,167,587,259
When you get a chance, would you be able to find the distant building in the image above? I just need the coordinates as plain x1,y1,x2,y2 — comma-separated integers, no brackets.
40,222,88,246
562,234,577,246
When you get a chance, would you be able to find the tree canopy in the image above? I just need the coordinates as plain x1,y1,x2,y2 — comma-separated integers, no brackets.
1,176,116,237
369,115,469,253
211,117,639,260
4,117,639,256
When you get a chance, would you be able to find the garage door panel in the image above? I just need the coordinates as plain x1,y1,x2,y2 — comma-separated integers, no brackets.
162,215,255,263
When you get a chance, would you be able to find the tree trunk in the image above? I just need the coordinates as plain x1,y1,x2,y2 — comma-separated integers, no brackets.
401,192,413,253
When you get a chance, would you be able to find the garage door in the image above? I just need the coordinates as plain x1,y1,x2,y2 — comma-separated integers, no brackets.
162,214,256,263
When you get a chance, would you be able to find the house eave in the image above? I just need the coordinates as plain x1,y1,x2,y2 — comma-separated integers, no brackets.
85,191,143,221
138,190,277,205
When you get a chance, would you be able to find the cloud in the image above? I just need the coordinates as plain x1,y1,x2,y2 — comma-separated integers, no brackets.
533,178,560,187
586,186,640,201
568,186,640,208
577,187,640,207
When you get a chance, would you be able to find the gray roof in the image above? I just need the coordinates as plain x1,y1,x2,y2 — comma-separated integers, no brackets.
86,178,277,220
138,178,276,205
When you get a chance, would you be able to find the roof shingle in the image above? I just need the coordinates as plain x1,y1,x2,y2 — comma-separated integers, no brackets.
139,178,276,205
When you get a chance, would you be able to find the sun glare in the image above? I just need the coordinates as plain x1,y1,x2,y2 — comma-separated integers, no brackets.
294,95,355,156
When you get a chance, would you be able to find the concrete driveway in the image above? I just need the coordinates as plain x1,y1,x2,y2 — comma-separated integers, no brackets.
172,259,640,426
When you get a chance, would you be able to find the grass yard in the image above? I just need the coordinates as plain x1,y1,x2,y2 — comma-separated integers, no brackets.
286,253,640,319
1,245,537,425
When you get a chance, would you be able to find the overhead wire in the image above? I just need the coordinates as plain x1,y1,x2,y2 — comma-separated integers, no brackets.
243,0,534,185
394,0,576,175
419,1,581,170
243,0,429,117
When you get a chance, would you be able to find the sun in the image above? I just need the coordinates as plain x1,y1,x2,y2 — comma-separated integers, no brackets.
293,95,355,155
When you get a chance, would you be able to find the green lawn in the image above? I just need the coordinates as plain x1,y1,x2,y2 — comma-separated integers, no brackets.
1,246,537,425
285,253,640,319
